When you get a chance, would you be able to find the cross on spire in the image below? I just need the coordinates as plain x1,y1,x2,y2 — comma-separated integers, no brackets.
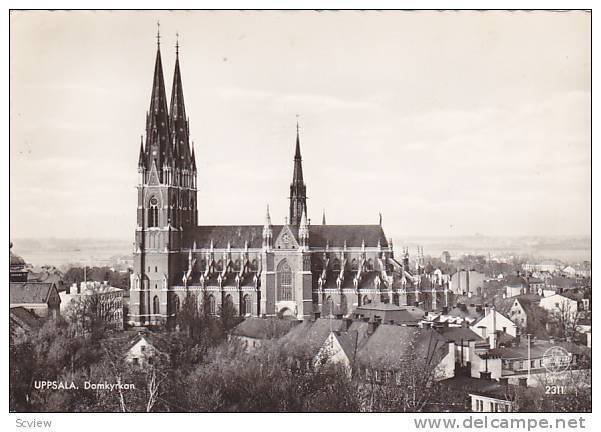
156,21,161,48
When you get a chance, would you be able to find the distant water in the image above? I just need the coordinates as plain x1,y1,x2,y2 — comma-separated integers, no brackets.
397,235,591,262
11,238,132,269
11,235,591,269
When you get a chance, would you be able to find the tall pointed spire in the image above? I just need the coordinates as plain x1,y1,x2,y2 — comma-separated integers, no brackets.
191,141,197,172
289,117,307,226
144,24,171,180
292,119,304,183
263,205,273,250
299,207,309,248
169,32,191,169
138,135,145,169
322,209,326,225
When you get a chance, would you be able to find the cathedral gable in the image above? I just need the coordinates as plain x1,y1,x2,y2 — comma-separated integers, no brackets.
147,162,161,186
274,225,299,250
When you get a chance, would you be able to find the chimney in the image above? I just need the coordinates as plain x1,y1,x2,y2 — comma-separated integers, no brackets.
442,306,449,315
499,377,509,386
489,331,497,349
314,312,321,321
343,317,353,331
79,282,85,294
515,333,521,347
480,371,492,380
476,305,483,313
413,301,419,307
484,306,490,316
518,377,528,387
468,339,477,368
422,322,432,330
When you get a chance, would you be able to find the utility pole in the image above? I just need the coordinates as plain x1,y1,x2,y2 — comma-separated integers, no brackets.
527,333,531,384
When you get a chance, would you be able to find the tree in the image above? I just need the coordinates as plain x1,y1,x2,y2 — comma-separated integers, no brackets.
551,298,581,339
65,290,122,339
358,335,447,412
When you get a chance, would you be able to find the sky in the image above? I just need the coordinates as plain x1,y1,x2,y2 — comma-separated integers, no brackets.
10,10,591,240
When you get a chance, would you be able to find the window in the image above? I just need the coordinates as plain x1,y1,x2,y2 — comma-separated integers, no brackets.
323,296,335,317
155,266,158,273
148,197,159,227
173,295,180,314
153,295,160,315
207,294,216,315
332,259,341,271
277,260,293,301
242,294,252,316
224,294,234,311
140,345,146,353
340,295,348,315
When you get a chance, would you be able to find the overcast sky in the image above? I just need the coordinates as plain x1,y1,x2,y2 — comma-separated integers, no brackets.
10,10,591,240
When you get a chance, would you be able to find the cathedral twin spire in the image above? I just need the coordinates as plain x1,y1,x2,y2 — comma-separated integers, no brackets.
289,121,308,226
139,28,195,181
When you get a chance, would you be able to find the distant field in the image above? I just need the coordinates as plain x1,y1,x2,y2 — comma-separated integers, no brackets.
10,235,591,268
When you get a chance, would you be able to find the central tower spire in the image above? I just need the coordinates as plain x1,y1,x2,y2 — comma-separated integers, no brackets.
289,119,307,226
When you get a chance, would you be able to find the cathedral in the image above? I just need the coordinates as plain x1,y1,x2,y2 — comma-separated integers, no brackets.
129,33,451,327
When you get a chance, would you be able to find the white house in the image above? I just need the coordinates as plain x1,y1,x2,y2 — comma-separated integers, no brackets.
539,293,579,316
124,333,167,367
470,307,517,342
314,331,357,375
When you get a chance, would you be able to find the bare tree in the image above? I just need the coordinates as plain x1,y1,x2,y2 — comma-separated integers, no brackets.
551,298,581,339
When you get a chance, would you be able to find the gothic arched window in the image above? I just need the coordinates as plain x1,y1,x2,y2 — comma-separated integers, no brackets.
148,197,159,228
153,295,160,315
332,259,341,272
242,294,252,316
340,294,348,315
173,295,180,315
277,260,293,301
207,294,216,315
324,296,335,317
313,257,323,272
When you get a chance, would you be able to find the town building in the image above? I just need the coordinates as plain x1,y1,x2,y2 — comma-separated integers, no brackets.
450,270,485,296
60,281,124,330
355,324,456,382
230,317,298,351
539,292,581,316
9,281,61,319
470,306,517,342
9,243,28,283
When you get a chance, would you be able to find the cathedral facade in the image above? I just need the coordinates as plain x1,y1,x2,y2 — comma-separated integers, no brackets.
129,36,450,327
